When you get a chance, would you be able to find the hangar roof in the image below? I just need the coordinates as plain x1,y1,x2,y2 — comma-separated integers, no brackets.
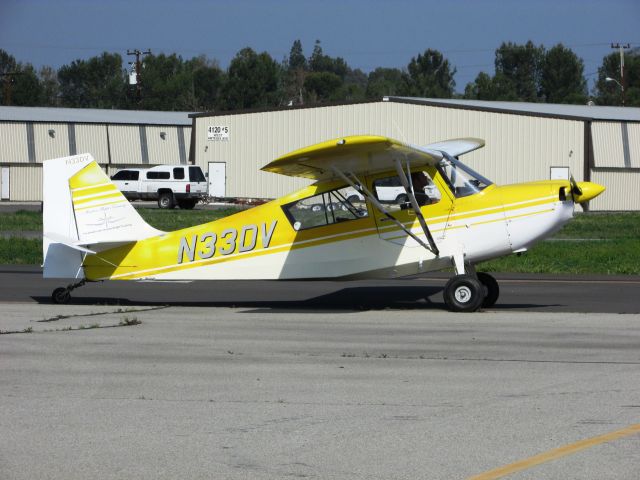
386,97,640,122
0,106,193,126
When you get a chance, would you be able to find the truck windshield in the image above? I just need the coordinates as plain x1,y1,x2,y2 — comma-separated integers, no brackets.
436,157,492,198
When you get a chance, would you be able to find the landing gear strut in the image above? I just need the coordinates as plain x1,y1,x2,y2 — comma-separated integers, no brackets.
51,279,87,304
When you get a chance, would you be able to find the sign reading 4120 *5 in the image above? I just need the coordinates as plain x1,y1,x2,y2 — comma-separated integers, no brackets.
207,126,229,141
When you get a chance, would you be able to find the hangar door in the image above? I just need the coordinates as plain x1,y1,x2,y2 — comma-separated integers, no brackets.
208,162,226,197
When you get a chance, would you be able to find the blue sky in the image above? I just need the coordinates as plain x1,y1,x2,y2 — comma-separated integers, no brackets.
1,0,638,92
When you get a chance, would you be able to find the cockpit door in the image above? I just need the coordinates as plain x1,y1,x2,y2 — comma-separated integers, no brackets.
371,167,450,247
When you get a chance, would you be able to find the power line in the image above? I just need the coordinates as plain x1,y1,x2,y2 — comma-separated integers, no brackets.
127,49,151,103
610,43,631,106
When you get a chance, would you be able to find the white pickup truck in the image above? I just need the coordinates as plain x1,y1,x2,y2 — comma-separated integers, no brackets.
110,165,208,209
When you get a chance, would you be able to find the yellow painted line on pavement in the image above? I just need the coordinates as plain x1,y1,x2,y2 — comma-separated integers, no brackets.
467,423,640,480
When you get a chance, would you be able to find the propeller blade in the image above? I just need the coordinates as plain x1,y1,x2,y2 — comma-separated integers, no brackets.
569,175,583,198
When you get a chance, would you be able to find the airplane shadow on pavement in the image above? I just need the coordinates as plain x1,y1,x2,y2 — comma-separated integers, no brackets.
31,285,552,311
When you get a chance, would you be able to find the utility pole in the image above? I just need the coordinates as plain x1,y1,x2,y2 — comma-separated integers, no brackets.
610,43,630,106
0,72,22,106
127,49,151,103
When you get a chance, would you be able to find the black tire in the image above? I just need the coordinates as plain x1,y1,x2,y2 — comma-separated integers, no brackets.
477,272,500,308
158,192,175,209
443,274,484,312
52,287,71,304
395,194,409,204
178,199,197,210
311,204,324,212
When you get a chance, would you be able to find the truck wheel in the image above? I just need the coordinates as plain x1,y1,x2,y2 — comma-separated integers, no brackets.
158,193,175,209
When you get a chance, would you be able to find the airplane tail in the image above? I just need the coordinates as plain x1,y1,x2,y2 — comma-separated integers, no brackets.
42,154,162,278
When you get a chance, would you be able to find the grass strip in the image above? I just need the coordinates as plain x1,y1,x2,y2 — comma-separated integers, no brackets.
0,237,42,265
479,239,640,275
0,210,42,231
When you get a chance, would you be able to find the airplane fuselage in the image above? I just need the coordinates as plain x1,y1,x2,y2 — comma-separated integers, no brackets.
81,174,575,282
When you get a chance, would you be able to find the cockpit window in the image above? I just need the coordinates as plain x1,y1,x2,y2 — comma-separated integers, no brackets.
282,186,368,231
436,157,492,198
373,170,441,211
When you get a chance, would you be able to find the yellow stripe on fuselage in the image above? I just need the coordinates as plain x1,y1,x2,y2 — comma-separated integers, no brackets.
82,177,565,281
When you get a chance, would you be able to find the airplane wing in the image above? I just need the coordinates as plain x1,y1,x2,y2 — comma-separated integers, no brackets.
422,138,485,157
261,135,444,181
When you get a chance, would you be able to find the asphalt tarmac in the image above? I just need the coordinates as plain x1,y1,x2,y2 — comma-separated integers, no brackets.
1,265,639,313
2,267,640,479
1,304,639,479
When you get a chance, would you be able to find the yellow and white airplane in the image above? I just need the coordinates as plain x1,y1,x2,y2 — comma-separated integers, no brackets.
43,135,605,311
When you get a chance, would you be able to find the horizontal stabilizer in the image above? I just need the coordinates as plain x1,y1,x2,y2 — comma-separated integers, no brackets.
44,232,97,254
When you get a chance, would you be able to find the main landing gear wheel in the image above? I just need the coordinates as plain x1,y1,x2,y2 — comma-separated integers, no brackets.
477,272,499,308
443,274,484,312
51,287,71,304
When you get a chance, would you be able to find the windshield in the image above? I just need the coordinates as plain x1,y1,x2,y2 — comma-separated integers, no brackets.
436,157,492,198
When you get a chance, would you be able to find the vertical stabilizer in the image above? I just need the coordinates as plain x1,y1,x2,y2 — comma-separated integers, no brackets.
43,154,161,279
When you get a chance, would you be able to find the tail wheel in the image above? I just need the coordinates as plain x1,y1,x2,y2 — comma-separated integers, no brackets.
477,272,500,308
443,274,484,312
52,287,71,304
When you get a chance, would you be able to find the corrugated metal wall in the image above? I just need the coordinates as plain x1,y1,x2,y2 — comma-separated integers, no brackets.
589,122,640,210
0,103,636,211
10,165,42,201
0,122,29,163
590,170,640,211
109,125,143,164
146,126,190,165
0,121,191,201
75,124,109,164
194,101,585,199
592,122,640,168
33,123,70,162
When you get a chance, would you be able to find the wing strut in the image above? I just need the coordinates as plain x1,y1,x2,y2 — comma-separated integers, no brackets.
330,166,438,255
393,159,440,256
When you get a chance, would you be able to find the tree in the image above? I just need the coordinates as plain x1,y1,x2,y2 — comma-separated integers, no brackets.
39,66,60,106
58,52,126,108
494,41,545,102
221,47,282,110
288,39,307,71
594,49,640,106
405,49,455,98
365,67,411,99
304,71,342,103
0,49,45,106
188,56,225,111
283,40,307,105
540,44,587,104
137,53,195,110
464,71,521,101
308,40,348,78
